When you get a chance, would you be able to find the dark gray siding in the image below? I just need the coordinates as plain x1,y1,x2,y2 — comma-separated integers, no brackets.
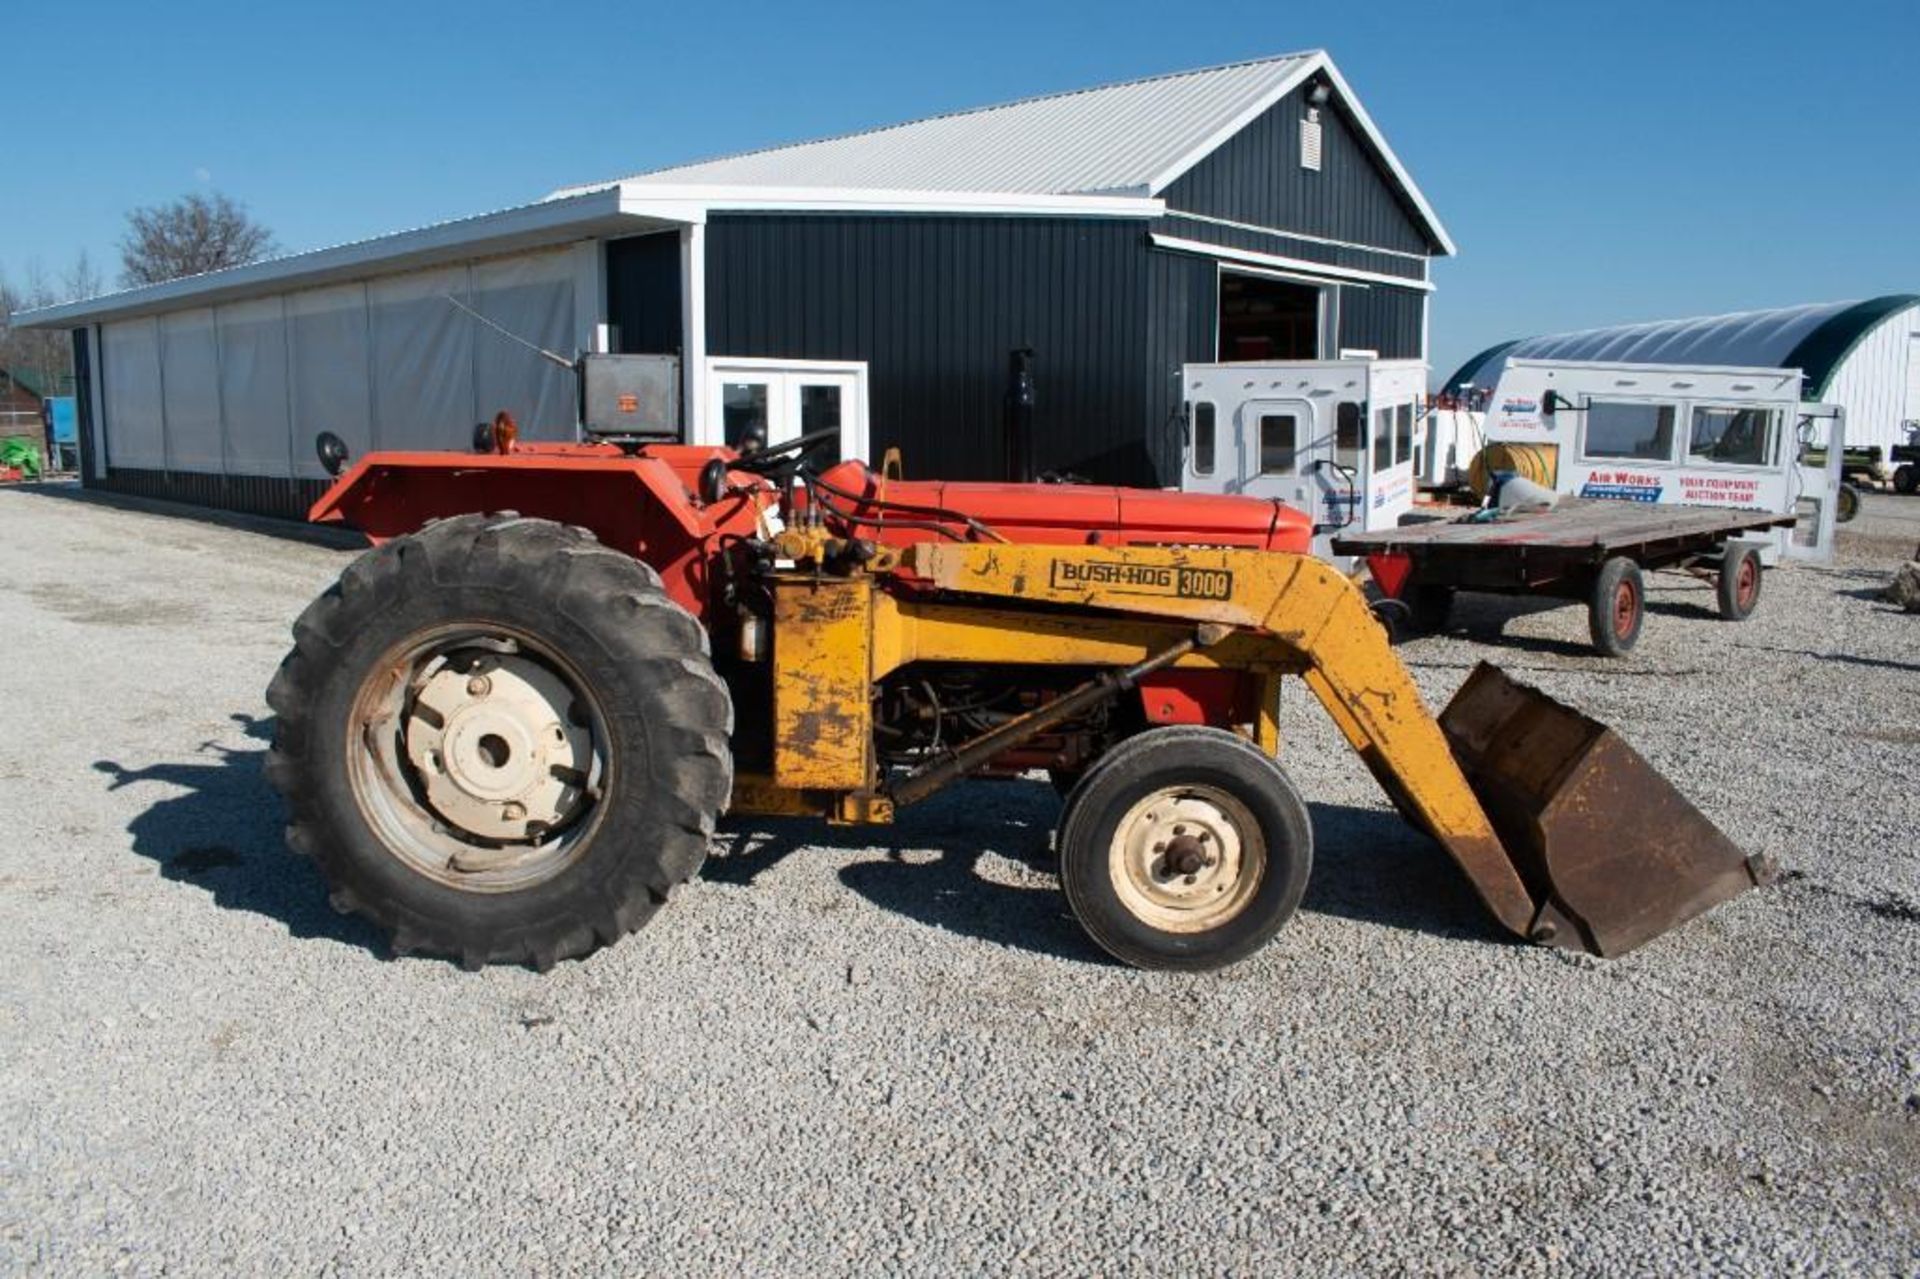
90,467,328,521
606,232,683,355
1337,285,1425,360
1160,85,1438,260
72,328,97,483
706,214,1214,485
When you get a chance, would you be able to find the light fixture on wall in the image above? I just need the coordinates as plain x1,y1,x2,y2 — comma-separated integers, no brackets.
1300,81,1329,172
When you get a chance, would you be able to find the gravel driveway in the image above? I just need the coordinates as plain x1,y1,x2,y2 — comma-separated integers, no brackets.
1,483,1915,1275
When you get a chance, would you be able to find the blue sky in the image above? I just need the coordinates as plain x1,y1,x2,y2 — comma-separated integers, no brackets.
7,0,1916,382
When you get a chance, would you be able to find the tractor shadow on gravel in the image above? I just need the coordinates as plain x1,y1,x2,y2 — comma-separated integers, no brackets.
708,782,1100,963
709,780,1499,962
94,713,386,958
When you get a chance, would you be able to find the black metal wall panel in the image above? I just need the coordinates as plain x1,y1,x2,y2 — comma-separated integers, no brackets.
707,214,1213,486
72,327,97,485
605,232,683,354
95,467,329,521
1337,285,1425,360
1160,86,1438,258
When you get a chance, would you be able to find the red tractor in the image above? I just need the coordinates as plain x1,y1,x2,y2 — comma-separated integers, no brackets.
270,402,1766,972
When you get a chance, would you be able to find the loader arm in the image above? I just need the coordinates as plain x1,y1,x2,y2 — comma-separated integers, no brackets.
903,543,1540,938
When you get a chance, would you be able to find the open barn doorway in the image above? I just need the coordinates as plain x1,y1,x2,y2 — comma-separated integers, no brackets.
1217,270,1322,361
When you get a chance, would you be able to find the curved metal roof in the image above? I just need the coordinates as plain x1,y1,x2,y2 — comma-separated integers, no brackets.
1445,295,1920,398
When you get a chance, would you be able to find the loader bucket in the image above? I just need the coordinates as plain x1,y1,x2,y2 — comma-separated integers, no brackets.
1438,663,1773,957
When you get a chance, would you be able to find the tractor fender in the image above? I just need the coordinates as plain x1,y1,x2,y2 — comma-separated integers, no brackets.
308,450,733,619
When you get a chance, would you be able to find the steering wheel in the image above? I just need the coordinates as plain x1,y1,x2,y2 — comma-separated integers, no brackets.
731,425,841,478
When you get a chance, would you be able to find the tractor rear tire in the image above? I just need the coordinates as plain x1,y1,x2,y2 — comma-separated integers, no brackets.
1057,727,1311,971
1587,557,1645,657
1895,464,1918,496
265,514,733,970
1836,482,1861,524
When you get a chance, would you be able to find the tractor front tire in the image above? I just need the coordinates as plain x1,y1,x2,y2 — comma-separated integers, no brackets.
1057,727,1312,971
265,514,733,970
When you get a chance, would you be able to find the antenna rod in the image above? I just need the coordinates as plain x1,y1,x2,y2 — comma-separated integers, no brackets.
442,295,575,371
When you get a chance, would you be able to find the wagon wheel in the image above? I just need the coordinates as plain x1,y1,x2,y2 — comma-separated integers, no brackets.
1716,545,1762,621
1587,557,1644,657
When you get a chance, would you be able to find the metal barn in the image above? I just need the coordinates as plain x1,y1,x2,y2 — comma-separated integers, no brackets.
1445,297,1920,459
19,50,1453,519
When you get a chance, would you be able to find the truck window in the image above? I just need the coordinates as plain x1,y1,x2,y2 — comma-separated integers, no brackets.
1259,413,1298,475
1192,402,1216,475
1335,402,1362,471
1688,406,1776,467
1584,401,1677,463
1394,403,1414,469
1372,406,1393,473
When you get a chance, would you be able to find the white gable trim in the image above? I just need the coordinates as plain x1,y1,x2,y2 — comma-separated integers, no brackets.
618,182,1163,220
1142,51,1456,258
1150,234,1436,293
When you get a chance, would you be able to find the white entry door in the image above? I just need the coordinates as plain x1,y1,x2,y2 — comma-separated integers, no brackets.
703,358,869,466
1787,407,1845,563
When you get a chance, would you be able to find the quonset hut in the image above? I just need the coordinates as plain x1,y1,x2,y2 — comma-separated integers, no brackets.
1446,296,1920,459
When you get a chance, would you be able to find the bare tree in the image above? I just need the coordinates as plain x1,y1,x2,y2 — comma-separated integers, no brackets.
63,251,102,304
0,251,103,399
120,192,277,286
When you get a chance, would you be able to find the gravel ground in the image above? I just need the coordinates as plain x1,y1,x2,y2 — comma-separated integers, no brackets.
1,482,1915,1276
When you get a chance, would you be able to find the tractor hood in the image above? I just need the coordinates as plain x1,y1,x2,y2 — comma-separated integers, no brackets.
815,463,1313,554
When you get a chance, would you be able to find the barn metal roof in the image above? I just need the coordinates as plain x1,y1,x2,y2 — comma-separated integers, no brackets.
17,51,1453,330
1445,296,1920,398
550,51,1454,253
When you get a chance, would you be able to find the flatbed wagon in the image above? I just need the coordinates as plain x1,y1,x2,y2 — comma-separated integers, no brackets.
1332,500,1797,656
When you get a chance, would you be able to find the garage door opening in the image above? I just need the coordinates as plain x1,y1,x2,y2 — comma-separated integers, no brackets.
1218,271,1322,361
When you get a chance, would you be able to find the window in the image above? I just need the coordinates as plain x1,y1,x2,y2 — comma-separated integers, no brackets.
1192,402,1216,475
1688,406,1777,467
1334,402,1362,472
1584,401,1677,462
1792,496,1822,548
1372,406,1393,473
799,383,843,466
722,381,769,449
1259,413,1298,475
1394,404,1414,470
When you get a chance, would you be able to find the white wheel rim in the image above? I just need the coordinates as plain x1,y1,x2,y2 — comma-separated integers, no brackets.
1107,784,1266,933
348,623,610,893
404,652,593,841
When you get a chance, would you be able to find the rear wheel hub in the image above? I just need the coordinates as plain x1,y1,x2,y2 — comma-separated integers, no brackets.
404,652,593,841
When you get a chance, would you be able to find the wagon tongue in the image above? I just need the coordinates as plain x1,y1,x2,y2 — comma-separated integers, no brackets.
1438,663,1772,957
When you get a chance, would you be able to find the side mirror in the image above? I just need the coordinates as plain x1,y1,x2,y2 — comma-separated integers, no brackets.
315,431,350,477
697,456,729,505
1541,389,1574,417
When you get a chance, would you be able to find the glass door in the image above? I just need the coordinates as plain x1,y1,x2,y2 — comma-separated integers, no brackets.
704,359,869,465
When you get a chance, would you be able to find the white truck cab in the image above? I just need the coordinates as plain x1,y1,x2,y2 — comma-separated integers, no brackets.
1180,358,1426,561
1480,358,1845,563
